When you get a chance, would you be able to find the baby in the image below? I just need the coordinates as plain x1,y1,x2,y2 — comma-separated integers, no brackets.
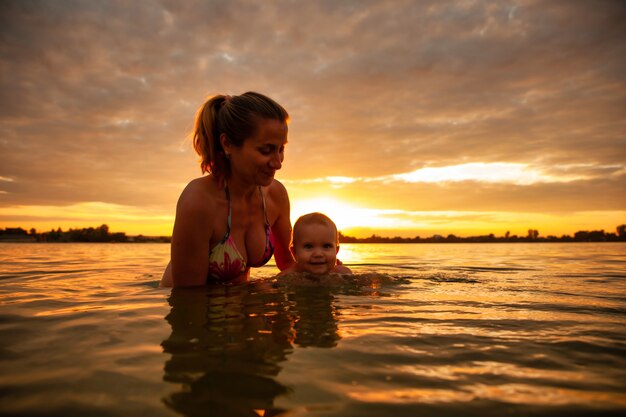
281,212,352,276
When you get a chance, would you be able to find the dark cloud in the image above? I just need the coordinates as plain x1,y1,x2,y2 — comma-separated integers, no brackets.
0,0,625,217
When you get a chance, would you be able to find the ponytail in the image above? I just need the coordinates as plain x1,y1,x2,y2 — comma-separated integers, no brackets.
193,95,227,176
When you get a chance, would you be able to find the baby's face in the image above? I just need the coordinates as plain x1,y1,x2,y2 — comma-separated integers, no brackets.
291,223,338,274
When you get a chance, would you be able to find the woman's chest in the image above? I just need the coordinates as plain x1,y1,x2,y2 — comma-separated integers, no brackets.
210,198,273,263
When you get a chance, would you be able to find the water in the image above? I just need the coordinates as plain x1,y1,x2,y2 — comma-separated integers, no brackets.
1,242,625,417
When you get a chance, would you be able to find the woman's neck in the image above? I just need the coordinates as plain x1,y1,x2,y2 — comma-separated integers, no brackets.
224,176,259,201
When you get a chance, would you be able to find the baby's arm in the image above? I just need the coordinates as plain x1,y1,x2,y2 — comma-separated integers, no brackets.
277,263,298,276
332,263,352,274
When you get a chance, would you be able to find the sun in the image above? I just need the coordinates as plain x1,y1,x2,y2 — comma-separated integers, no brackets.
290,197,398,231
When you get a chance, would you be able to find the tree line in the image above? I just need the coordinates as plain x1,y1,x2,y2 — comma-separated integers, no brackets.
338,225,626,243
0,225,170,243
1,224,625,244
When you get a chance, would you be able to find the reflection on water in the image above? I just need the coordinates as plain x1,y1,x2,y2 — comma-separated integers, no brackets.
161,281,344,416
162,284,290,416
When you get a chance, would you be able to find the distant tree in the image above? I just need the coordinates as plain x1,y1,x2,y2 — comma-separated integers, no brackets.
1,227,27,236
574,230,606,241
98,224,109,240
505,231,510,239
617,224,626,238
527,229,539,240
110,232,127,242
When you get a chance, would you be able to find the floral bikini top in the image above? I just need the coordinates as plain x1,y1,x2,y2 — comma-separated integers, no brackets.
207,184,274,283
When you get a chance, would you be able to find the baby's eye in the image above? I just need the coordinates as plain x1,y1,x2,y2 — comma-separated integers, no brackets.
259,147,272,155
303,243,313,249
323,243,334,249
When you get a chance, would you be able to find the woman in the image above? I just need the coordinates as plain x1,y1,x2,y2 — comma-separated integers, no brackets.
161,92,294,287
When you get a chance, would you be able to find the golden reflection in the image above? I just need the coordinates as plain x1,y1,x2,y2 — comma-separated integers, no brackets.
34,302,158,316
468,384,626,406
398,362,593,383
346,388,475,403
345,385,626,406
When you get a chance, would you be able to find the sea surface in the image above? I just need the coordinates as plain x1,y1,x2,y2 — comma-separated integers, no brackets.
0,242,625,417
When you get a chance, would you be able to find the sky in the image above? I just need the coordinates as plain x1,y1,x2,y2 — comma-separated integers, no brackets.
1,0,625,238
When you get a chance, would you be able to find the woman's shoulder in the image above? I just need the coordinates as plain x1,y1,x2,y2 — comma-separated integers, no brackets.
265,179,289,203
177,175,221,214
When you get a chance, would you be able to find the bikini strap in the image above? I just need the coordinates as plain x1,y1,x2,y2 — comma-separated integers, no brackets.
223,183,232,241
259,186,270,226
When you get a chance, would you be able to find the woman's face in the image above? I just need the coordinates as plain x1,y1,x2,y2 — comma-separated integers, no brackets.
227,118,288,186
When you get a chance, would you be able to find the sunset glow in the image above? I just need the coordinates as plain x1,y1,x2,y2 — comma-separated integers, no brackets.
292,197,402,230
0,1,624,238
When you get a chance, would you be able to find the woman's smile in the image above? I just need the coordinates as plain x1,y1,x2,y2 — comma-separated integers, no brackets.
227,119,288,186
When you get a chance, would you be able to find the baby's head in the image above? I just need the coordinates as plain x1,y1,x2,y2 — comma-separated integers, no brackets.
291,212,340,274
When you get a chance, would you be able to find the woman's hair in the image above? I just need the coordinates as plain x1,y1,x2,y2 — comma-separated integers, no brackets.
193,91,289,178
292,212,338,245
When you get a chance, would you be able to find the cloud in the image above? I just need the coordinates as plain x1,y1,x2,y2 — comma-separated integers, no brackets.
286,172,626,213
0,0,624,230
285,160,625,187
387,163,596,185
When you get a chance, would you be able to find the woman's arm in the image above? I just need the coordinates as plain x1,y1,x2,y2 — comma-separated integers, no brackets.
170,181,213,287
269,180,295,271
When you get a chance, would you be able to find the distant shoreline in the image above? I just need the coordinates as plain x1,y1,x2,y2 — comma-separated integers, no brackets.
2,223,625,244
1,239,625,244
337,230,626,244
